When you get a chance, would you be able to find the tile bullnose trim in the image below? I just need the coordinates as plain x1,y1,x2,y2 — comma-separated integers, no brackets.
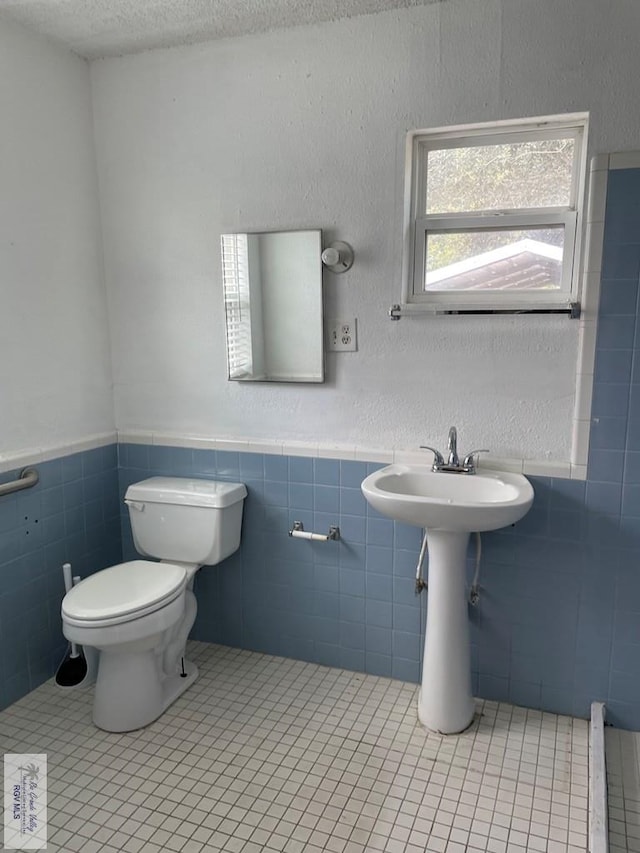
589,701,608,853
590,154,610,172
0,431,117,474
117,430,575,479
609,150,640,170
570,157,610,488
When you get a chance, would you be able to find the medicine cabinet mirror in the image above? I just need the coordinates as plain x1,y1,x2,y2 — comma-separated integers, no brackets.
221,229,324,382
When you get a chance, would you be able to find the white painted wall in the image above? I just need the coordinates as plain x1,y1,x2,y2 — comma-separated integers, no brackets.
0,18,113,457
91,0,640,460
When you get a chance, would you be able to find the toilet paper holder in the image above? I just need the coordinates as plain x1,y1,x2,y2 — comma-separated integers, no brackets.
289,520,340,541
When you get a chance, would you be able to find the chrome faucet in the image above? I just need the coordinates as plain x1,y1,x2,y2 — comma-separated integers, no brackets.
420,426,488,474
447,426,459,467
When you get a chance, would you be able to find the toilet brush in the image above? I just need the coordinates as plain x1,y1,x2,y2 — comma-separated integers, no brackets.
55,562,88,687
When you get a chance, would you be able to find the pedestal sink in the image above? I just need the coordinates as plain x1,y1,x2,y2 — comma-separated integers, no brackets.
361,464,533,734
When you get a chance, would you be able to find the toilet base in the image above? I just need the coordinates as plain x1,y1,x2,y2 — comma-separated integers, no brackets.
93,649,198,732
162,659,198,716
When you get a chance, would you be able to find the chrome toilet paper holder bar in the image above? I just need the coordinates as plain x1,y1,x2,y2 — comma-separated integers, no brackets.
288,521,340,541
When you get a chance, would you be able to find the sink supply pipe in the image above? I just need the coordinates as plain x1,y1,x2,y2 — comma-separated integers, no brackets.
415,530,429,593
416,529,482,603
55,563,88,688
469,532,482,606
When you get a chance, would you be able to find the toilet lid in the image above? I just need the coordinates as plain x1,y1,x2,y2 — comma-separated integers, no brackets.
62,560,187,622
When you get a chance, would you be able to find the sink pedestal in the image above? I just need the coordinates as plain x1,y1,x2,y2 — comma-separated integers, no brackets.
418,529,475,735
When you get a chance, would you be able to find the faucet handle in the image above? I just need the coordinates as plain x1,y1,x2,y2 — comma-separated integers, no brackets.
463,449,489,470
420,446,445,468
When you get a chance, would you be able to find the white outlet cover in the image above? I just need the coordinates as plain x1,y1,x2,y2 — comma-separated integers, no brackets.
328,318,357,352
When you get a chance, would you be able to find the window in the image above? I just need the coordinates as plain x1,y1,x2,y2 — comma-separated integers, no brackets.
401,114,588,313
221,233,254,379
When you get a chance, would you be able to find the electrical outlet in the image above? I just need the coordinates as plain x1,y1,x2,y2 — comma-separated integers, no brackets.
327,319,357,352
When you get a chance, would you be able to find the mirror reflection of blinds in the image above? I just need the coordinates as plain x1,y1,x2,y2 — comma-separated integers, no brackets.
221,233,253,378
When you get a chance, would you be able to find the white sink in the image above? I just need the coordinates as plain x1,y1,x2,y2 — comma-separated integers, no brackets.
361,464,533,532
361,462,533,735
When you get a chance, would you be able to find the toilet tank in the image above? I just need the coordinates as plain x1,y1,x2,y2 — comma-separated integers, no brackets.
125,477,247,565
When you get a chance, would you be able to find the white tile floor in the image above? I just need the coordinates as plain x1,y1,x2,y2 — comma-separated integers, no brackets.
1,642,589,853
606,728,640,853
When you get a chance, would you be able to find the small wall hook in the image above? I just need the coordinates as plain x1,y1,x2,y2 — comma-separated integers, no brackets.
321,241,354,273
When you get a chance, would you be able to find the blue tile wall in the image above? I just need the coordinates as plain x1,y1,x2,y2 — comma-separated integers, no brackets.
117,446,607,717
0,445,121,710
118,449,425,681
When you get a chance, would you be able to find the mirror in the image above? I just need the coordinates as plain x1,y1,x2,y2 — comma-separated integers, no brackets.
221,229,324,382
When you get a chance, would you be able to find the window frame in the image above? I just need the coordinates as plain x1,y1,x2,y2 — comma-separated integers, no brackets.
400,114,589,312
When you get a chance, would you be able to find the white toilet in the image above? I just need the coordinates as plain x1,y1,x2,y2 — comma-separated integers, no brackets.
61,477,247,733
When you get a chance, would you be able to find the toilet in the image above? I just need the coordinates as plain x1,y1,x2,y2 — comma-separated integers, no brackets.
61,477,247,732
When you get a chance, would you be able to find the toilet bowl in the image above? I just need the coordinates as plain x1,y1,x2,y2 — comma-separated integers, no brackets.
61,477,246,733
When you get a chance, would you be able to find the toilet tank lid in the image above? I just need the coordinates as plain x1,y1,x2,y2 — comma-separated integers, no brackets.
125,477,247,508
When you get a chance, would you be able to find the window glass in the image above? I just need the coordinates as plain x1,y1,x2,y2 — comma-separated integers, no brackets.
425,138,575,215
424,226,565,291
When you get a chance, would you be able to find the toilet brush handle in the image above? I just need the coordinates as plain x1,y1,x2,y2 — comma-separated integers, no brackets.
62,565,82,658
63,562,73,594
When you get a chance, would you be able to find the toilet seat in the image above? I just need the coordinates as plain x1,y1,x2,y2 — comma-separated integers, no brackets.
62,560,187,628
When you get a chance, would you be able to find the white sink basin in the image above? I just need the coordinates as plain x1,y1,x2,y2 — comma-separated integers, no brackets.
361,464,533,532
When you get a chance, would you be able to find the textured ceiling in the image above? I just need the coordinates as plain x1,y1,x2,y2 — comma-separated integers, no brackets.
0,0,441,60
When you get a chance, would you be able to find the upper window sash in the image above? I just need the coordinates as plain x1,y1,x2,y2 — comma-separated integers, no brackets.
412,127,584,218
